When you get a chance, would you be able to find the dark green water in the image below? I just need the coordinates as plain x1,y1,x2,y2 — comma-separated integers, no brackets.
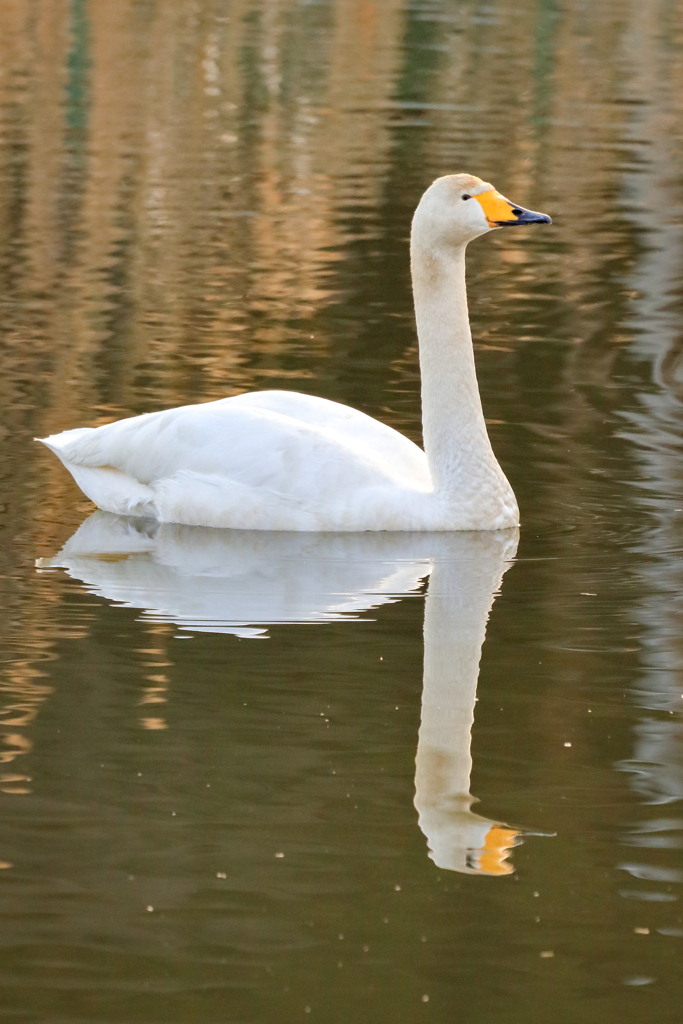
1,0,683,1021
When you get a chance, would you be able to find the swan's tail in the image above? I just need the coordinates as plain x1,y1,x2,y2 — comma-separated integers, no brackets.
37,431,157,518
38,427,94,455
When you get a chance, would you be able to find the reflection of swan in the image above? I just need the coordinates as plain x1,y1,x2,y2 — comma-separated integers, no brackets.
415,539,519,874
39,176,549,531
37,513,433,638
39,513,522,873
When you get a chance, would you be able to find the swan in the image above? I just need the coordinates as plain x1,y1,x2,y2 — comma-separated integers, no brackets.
39,174,550,531
39,515,538,874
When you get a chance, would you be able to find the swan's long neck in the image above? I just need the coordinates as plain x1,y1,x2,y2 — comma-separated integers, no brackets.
411,240,504,502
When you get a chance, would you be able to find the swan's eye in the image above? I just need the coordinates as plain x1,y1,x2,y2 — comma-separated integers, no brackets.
462,194,471,201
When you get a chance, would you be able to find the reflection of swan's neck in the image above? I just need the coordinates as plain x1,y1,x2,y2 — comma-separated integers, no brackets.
414,543,517,875
411,240,501,499
417,560,486,806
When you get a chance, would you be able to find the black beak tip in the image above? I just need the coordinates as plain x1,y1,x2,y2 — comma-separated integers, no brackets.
494,208,552,227
514,209,552,226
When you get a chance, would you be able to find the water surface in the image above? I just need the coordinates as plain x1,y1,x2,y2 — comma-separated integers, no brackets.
2,0,683,1021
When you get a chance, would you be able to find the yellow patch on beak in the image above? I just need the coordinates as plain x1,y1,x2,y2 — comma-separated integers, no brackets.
474,190,519,226
477,824,518,876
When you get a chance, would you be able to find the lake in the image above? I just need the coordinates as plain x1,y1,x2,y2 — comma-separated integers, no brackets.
1,0,683,1021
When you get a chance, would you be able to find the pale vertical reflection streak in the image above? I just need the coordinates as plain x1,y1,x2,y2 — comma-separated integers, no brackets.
0,574,79,794
137,627,174,732
610,0,683,890
0,647,53,795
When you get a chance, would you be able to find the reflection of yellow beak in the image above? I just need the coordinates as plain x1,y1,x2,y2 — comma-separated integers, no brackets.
476,824,518,876
474,190,552,228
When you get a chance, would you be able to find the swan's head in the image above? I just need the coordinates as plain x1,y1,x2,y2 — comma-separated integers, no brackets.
412,173,551,250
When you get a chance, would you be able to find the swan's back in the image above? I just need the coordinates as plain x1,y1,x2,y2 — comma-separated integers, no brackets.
41,391,432,530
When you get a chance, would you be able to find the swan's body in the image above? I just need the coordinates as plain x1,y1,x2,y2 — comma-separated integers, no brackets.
40,174,550,531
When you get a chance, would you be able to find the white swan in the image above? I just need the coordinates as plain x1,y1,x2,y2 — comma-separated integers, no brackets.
39,175,550,531
39,515,531,874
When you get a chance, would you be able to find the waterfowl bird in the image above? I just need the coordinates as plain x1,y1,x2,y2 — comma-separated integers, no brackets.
39,174,550,531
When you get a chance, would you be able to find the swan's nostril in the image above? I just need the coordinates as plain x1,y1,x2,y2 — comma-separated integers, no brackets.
511,208,523,217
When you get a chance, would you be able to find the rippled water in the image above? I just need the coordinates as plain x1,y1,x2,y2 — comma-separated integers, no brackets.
2,0,683,1020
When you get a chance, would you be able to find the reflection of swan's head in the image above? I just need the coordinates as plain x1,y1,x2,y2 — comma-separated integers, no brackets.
422,790,519,877
412,173,551,250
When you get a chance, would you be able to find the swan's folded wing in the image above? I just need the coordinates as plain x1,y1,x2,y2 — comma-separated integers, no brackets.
39,392,432,498
231,391,429,485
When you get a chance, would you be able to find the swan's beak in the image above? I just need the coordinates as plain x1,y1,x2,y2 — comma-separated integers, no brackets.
475,824,519,876
475,190,552,228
